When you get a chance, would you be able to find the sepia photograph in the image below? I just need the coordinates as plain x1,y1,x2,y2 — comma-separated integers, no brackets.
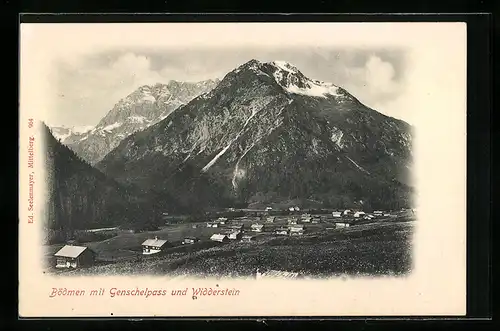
19,21,466,317
42,41,415,278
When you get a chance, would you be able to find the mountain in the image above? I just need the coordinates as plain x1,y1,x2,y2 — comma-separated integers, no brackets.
49,125,94,143
61,79,220,165
96,59,414,212
42,123,165,243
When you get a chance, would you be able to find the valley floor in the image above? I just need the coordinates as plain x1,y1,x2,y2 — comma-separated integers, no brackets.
44,216,414,278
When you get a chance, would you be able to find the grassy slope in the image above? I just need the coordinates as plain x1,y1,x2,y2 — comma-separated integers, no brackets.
53,219,414,277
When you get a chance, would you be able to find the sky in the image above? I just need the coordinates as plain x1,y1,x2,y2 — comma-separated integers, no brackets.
49,46,408,127
21,23,450,128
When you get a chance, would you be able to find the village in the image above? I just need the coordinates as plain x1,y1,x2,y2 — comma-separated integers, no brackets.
48,206,416,276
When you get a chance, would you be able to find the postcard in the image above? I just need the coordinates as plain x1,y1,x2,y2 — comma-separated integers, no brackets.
19,21,467,317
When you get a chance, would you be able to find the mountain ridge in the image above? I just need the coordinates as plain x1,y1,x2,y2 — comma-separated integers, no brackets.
56,78,220,164
96,59,414,212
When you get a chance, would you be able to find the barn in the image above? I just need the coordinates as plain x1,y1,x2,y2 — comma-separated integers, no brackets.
289,225,305,236
142,237,169,255
275,227,289,235
227,230,243,240
54,245,96,269
251,224,265,232
182,237,200,245
353,211,366,218
210,234,230,243
266,216,276,223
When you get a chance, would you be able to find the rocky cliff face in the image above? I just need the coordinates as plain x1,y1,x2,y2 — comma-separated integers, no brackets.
96,59,414,212
60,79,220,165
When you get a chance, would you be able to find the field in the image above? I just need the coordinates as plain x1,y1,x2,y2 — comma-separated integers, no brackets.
45,214,415,278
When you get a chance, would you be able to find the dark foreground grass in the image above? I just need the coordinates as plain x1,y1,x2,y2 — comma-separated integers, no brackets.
60,220,413,277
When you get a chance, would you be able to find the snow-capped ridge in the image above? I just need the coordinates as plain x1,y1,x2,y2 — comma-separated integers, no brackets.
236,59,343,99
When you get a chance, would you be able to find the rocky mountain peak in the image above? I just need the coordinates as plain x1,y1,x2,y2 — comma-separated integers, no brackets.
62,78,220,165
227,59,345,101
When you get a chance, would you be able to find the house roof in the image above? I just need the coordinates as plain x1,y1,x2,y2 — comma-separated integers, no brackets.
54,245,89,258
142,238,168,247
211,234,228,241
261,270,299,278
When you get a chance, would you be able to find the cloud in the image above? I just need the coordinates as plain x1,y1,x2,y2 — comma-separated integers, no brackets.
362,55,400,95
51,53,168,126
49,49,410,127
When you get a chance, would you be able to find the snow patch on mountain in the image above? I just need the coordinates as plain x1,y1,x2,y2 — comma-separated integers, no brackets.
285,82,340,98
267,60,341,98
50,125,94,143
129,116,149,124
272,61,299,74
202,96,276,173
202,111,258,172
102,122,122,132
346,156,370,174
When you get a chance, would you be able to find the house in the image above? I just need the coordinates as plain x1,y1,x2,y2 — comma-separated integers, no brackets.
289,225,305,235
266,216,276,223
182,237,200,245
373,210,383,215
265,207,273,211
251,224,265,232
312,218,320,224
287,218,298,225
301,217,312,223
256,269,299,279
242,235,257,242
210,234,230,243
353,211,366,218
142,237,170,255
363,214,375,220
342,209,352,216
335,222,351,228
301,213,311,219
383,213,391,217
228,224,244,231
288,207,295,212
206,222,219,228
294,206,300,211
227,231,243,240
54,245,96,269
332,211,342,218
217,217,228,225
289,224,305,231
275,227,289,235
